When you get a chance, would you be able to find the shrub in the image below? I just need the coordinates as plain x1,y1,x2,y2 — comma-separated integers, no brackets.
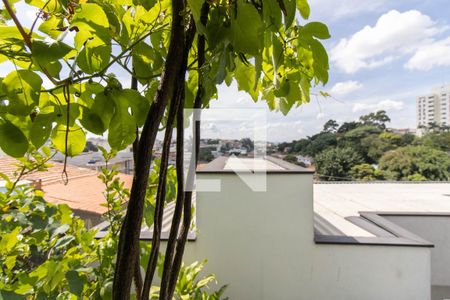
379,146,450,181
315,147,364,181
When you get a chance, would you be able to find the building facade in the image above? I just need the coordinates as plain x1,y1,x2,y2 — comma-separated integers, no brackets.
417,85,450,129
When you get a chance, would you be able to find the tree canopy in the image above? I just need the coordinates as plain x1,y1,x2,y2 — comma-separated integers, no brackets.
281,110,450,181
0,0,330,158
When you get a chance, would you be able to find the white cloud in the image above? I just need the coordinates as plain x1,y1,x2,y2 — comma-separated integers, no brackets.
329,80,363,96
310,0,386,20
352,99,404,112
316,112,326,120
405,37,450,70
331,10,446,73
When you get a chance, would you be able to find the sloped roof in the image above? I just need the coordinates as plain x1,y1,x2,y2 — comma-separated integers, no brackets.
0,156,133,215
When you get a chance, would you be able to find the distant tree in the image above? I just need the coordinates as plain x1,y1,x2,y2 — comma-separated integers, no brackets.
322,119,339,133
283,154,298,165
421,132,450,152
359,110,391,129
339,126,382,161
304,132,337,156
344,125,382,140
277,142,291,153
315,147,364,181
220,143,231,153
83,141,99,152
350,164,385,181
379,146,450,181
198,147,214,162
360,132,401,163
240,138,254,151
292,139,310,153
399,133,416,146
428,122,440,133
206,139,220,145
337,121,360,133
406,173,427,181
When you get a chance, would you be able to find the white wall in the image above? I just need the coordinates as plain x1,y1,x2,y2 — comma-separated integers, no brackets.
385,215,450,287
181,172,431,300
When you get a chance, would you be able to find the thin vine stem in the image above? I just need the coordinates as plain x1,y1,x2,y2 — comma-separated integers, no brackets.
61,84,70,185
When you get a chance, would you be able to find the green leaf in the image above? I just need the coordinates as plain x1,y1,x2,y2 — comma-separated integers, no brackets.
274,78,290,97
80,93,113,134
108,91,137,150
0,25,27,41
234,59,259,101
66,271,84,296
52,224,70,237
230,0,263,56
3,70,42,115
301,22,331,40
71,3,110,45
296,0,310,19
0,290,27,300
30,112,54,148
112,89,149,126
54,103,81,127
283,0,296,29
77,38,111,74
143,200,155,228
54,235,75,249
300,76,311,103
132,42,154,79
254,54,262,90
187,0,204,27
0,227,21,252
51,124,86,156
308,38,329,84
38,15,63,39
272,33,284,85
32,40,73,64
0,118,28,157
263,0,282,31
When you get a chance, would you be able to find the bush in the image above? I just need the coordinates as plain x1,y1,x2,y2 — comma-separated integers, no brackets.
379,146,450,181
0,155,227,299
283,154,298,164
350,164,385,181
315,147,364,181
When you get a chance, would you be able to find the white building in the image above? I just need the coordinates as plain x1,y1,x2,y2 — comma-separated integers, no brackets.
417,85,450,129
96,157,450,299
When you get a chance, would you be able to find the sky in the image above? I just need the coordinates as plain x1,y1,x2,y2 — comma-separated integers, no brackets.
205,0,450,142
3,0,450,143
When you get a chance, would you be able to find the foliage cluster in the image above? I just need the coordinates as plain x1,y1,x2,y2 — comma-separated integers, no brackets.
0,153,227,299
281,110,450,181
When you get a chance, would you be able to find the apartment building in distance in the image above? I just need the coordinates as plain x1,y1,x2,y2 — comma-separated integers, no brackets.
417,85,450,130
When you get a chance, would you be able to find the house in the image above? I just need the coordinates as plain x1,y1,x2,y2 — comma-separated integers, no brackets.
388,127,417,135
228,147,248,156
0,157,133,227
106,156,449,300
296,154,313,166
52,151,135,174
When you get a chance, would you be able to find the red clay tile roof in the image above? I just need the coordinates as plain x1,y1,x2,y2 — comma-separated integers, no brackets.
0,157,133,215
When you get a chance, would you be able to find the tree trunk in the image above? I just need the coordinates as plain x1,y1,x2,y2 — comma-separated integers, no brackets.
140,74,182,300
112,0,186,298
164,4,210,298
131,75,143,299
158,18,197,300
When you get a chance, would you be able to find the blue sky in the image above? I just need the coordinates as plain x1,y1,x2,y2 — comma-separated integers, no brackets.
3,0,450,143
207,0,450,141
